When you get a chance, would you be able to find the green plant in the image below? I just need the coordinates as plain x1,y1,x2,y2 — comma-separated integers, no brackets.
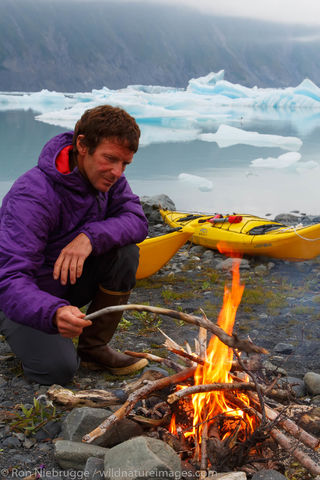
131,310,162,333
9,396,57,436
119,317,132,331
201,281,211,290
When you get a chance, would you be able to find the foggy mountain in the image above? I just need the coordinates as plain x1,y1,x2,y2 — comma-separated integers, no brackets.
1,0,320,92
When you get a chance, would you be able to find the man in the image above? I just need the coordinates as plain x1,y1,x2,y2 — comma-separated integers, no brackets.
0,105,149,385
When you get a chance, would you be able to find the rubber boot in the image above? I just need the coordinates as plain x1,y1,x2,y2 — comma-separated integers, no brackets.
77,287,148,375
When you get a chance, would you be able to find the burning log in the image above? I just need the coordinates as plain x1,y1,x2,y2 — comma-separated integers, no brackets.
166,381,270,404
85,304,268,355
82,366,196,443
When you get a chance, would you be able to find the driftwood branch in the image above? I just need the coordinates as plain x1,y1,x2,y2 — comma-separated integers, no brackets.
85,304,268,355
82,366,196,443
270,428,320,476
47,370,166,408
167,382,259,404
226,392,320,476
47,385,122,408
124,350,184,372
248,392,320,451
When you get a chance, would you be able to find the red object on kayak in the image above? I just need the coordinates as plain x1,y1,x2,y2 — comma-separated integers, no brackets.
209,215,243,224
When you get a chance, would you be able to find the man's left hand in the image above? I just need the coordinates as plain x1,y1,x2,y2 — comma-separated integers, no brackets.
53,233,93,285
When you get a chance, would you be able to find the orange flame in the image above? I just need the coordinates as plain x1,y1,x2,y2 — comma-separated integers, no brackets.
191,258,256,443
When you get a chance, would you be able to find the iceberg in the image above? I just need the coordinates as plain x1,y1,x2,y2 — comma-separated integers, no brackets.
200,124,303,151
250,152,301,169
0,71,320,145
178,173,213,192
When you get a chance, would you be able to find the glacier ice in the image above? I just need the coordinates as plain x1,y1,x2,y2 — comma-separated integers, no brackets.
200,124,303,151
1,70,320,146
178,173,213,192
250,152,301,169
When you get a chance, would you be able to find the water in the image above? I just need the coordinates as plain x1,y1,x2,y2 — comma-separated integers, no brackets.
1,108,320,218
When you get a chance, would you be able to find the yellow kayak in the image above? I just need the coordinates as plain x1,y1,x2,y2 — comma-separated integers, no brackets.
136,227,193,279
160,209,320,261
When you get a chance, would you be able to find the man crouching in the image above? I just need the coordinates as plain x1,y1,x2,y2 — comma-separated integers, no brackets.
0,105,149,385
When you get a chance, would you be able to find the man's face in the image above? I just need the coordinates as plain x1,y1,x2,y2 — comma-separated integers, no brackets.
76,136,134,192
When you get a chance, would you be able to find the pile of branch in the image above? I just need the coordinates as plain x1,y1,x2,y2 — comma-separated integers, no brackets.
49,304,320,476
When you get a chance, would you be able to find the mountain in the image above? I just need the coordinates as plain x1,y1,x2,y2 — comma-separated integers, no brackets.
1,0,320,92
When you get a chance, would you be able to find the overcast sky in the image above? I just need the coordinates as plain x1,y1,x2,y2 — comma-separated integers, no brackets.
120,0,320,25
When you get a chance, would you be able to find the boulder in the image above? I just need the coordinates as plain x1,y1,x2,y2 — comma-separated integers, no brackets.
54,440,108,470
140,194,175,224
104,435,181,480
61,406,143,447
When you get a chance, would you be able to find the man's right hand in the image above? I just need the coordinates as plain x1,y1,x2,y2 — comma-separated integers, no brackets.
54,305,92,338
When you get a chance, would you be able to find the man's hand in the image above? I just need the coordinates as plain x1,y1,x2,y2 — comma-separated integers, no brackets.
53,233,93,285
54,305,92,338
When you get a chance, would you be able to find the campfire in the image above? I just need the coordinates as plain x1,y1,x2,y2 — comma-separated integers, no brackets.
168,260,260,471
48,258,320,477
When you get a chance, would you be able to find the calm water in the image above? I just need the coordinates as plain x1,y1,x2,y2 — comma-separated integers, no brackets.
1,109,320,218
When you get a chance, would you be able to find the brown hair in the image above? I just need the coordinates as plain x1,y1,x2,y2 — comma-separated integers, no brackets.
72,105,140,154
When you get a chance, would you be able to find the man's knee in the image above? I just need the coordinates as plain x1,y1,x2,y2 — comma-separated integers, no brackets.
99,244,140,292
23,345,79,386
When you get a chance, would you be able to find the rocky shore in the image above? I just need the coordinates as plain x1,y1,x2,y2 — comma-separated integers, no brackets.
0,195,319,480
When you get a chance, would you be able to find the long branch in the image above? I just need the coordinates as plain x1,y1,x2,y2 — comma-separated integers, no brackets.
167,382,258,404
85,304,268,355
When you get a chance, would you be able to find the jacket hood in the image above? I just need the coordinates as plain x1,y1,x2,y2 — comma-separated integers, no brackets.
38,131,90,193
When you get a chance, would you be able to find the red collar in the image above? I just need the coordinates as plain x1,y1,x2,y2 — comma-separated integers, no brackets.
55,145,73,174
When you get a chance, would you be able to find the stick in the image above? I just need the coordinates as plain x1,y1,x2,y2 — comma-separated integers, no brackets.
199,421,209,477
226,393,320,475
248,392,320,451
167,382,258,404
124,350,184,371
270,428,320,476
82,366,196,443
85,304,268,355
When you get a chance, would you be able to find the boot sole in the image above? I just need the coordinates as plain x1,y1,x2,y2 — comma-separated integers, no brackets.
80,358,149,375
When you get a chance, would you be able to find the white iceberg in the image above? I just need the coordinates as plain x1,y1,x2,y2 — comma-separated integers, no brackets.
0,70,320,145
178,173,213,192
250,152,301,169
200,125,302,151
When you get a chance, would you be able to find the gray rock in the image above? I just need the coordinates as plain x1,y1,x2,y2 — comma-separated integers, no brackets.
190,245,207,256
251,469,286,479
273,343,294,355
54,440,108,470
104,436,181,480
2,435,21,448
304,372,320,395
84,457,106,480
35,419,61,441
254,264,268,275
61,407,143,447
215,258,250,271
263,360,287,376
312,395,320,406
140,195,176,225
277,376,305,398
202,250,216,263
273,213,301,224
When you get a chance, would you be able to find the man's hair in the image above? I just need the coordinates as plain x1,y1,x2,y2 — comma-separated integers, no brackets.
73,105,140,154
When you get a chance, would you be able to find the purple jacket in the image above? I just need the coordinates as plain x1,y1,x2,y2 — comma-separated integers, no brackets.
0,132,148,333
